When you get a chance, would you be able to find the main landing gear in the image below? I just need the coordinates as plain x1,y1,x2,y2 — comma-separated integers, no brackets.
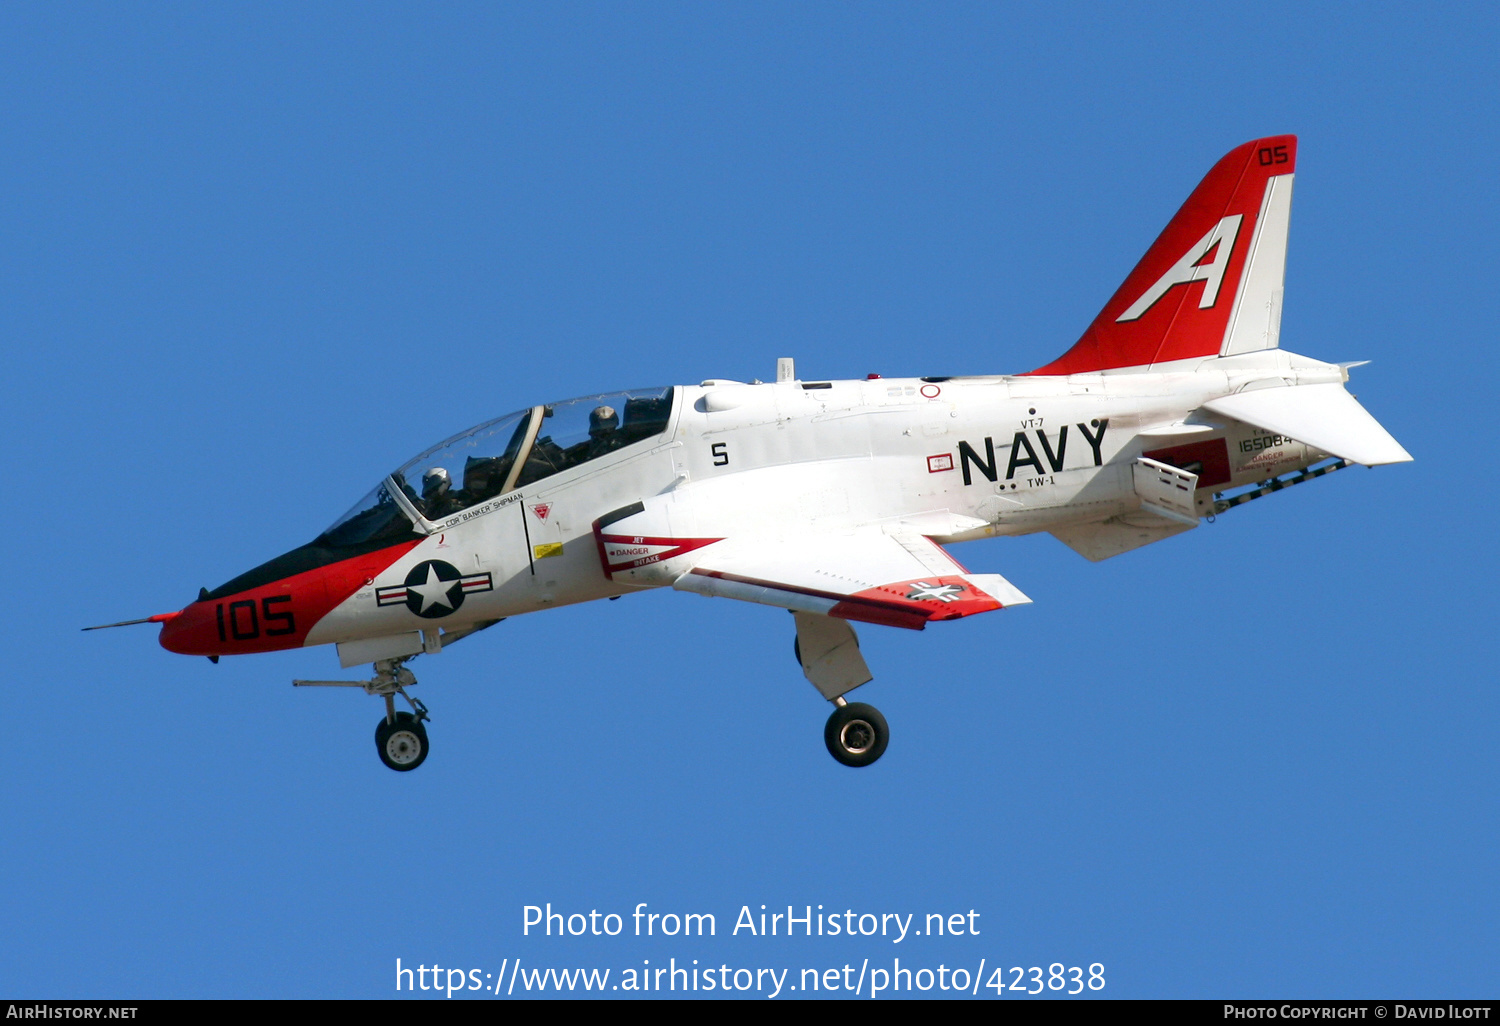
794,612,890,768
294,657,431,772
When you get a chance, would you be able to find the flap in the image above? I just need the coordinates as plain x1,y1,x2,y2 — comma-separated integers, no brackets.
1203,383,1412,466
672,528,1031,631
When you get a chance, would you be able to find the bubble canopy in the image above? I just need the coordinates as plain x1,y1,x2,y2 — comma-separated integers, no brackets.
318,387,675,544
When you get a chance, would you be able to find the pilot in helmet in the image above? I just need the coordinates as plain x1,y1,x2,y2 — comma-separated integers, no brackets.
588,405,622,457
421,466,453,515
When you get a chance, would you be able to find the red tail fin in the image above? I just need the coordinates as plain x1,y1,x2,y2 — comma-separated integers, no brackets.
1030,135,1297,375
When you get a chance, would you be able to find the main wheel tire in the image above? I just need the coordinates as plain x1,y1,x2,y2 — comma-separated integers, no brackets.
824,702,888,768
375,711,429,772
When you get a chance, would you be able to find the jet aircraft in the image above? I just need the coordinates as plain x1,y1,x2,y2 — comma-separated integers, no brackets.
89,135,1410,771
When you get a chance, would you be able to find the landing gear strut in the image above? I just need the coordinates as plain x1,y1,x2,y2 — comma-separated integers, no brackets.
294,657,432,772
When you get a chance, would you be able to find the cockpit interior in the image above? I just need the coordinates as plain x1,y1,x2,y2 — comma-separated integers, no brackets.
320,386,675,550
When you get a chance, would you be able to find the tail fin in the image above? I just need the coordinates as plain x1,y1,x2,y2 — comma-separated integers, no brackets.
1031,135,1297,375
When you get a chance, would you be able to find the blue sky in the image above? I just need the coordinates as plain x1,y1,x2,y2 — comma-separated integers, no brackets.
3,2,1496,999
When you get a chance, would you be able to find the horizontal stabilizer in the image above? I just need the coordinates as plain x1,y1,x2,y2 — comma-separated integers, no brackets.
1203,383,1411,466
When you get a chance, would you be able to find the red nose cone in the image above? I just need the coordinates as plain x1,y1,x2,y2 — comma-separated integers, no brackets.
158,582,327,657
158,537,423,659
158,601,219,655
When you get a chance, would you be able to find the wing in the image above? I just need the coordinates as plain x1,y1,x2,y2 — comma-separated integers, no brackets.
670,528,1031,631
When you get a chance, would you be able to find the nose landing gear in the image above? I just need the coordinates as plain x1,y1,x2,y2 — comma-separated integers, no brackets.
294,656,432,772
291,620,502,771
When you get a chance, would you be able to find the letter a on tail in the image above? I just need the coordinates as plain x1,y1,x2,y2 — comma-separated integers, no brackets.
1032,135,1297,374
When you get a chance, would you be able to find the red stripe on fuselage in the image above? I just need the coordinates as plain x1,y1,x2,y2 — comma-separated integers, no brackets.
158,538,423,657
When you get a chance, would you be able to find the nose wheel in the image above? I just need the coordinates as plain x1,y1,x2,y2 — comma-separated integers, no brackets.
376,710,429,771
824,700,889,767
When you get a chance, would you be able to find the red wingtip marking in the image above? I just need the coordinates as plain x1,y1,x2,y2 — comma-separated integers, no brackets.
835,576,1002,627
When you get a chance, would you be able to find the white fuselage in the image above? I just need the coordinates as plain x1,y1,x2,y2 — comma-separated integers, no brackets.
306,347,1340,651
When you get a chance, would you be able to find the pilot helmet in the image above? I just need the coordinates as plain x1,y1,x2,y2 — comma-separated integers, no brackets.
421,466,451,498
588,405,620,437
